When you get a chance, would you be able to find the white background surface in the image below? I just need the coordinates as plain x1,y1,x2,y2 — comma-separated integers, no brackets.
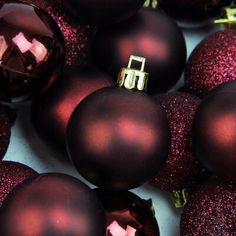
3,21,224,236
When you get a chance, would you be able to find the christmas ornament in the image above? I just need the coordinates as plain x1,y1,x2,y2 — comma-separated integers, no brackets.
151,92,209,206
21,0,92,66
31,65,115,155
0,161,37,206
67,56,170,190
193,90,236,181
158,0,232,22
0,173,106,236
0,2,65,102
94,189,160,236
185,29,236,98
58,0,145,26
0,104,10,160
93,7,186,94
181,178,236,235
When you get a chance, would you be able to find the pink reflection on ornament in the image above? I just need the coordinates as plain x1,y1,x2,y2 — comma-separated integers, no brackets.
0,36,7,60
107,220,136,236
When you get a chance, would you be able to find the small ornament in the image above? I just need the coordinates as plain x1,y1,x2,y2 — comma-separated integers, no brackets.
31,65,114,155
66,56,170,190
57,0,145,26
193,88,236,181
94,189,160,236
93,7,186,94
151,92,209,207
0,2,65,102
0,161,37,206
181,178,236,235
0,173,106,236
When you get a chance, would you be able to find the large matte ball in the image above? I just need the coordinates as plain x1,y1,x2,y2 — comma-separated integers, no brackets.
151,92,209,192
181,178,236,235
58,0,145,26
0,161,37,206
193,90,236,181
31,65,114,155
94,189,160,236
185,29,236,98
93,8,186,94
0,173,106,236
67,87,170,190
0,2,65,102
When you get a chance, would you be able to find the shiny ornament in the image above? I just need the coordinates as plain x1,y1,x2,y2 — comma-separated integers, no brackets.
94,189,160,236
67,56,170,190
0,2,65,102
193,90,236,181
151,93,209,195
21,0,92,66
93,7,186,94
185,29,236,98
31,65,114,155
0,161,37,206
0,173,106,236
58,0,145,26
181,178,236,235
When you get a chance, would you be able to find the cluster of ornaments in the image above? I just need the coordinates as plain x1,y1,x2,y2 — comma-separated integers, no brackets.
0,0,235,235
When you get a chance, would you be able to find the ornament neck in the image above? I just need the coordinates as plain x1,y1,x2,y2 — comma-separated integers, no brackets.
117,55,149,92
214,7,236,25
171,189,189,208
143,0,158,9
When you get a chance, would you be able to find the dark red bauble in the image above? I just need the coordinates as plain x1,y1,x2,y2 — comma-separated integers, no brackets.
193,90,236,181
31,65,114,155
57,0,145,26
151,92,209,192
20,0,92,66
0,2,65,102
67,87,170,190
94,189,160,236
0,173,106,236
158,0,232,22
185,29,236,98
0,161,37,206
181,178,236,235
93,8,186,94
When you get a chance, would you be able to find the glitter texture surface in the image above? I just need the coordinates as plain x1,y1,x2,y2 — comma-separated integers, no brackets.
0,161,38,206
25,0,92,66
185,29,236,97
181,178,236,235
151,92,209,192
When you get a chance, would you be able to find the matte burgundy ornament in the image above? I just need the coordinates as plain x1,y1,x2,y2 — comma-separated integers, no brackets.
93,7,186,94
0,2,65,102
94,189,160,236
0,161,37,206
67,56,170,190
185,29,236,98
0,173,106,236
31,65,115,155
57,0,145,26
193,90,236,181
151,92,209,194
181,178,236,236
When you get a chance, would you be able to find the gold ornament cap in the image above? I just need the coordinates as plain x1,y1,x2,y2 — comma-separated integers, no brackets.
214,7,236,24
117,55,149,92
172,189,189,208
143,0,158,8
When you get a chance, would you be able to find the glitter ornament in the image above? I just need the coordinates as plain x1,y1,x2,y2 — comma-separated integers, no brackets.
93,7,186,94
94,189,160,236
0,2,65,102
193,89,236,182
181,178,236,235
67,56,170,190
59,0,145,26
0,161,37,206
185,29,236,98
31,65,115,155
0,173,106,236
151,93,209,202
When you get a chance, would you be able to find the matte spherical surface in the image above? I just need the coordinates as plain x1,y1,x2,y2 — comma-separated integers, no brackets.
0,173,106,236
67,87,170,190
